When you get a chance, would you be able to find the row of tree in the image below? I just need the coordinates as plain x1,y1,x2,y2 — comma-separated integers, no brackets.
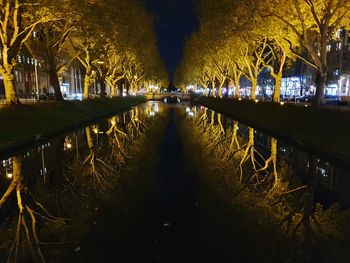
0,0,168,104
175,0,350,106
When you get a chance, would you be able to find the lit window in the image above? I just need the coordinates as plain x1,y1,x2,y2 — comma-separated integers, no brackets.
326,45,331,52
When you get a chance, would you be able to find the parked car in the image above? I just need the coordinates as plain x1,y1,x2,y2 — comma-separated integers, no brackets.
322,95,341,105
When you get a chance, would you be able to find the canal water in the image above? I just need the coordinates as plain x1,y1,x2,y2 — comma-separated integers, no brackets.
0,101,349,262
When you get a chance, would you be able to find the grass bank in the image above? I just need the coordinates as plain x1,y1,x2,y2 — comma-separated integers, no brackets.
195,96,350,164
0,96,147,154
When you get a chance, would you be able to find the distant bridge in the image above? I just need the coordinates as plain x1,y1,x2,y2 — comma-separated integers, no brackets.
145,92,192,101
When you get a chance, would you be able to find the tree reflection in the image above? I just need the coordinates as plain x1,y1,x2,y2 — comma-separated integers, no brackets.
0,156,64,263
225,121,242,159
191,107,350,251
106,116,129,163
127,108,147,140
274,156,321,242
0,103,157,261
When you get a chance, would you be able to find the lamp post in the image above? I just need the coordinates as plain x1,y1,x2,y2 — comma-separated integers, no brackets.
34,59,39,100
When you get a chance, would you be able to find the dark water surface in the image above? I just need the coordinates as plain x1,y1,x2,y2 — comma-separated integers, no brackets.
0,101,349,262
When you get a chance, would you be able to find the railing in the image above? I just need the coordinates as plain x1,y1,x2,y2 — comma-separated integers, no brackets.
145,92,192,100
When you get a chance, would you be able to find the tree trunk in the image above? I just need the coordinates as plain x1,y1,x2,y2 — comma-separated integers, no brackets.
48,58,64,101
313,70,326,107
203,84,209,96
2,67,19,104
234,76,240,98
100,77,106,98
218,78,225,98
251,79,257,100
83,73,92,99
211,81,216,97
111,82,117,97
118,83,123,96
273,73,282,103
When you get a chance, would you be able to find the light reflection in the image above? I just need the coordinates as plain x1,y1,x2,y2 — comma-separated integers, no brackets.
64,137,73,150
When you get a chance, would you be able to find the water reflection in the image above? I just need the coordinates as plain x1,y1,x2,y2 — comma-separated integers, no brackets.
0,101,163,262
1,101,349,261
189,105,350,245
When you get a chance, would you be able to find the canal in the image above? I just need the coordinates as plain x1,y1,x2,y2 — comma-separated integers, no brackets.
0,101,349,262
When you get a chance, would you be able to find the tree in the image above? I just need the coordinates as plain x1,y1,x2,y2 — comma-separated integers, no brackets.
261,0,350,106
0,0,57,104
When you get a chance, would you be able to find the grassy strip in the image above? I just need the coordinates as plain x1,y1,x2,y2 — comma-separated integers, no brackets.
0,96,147,153
195,96,350,163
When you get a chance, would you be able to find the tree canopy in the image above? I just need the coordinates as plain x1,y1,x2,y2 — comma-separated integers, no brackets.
0,0,167,103
175,0,350,106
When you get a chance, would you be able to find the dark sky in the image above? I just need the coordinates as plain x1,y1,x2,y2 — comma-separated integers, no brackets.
147,0,199,80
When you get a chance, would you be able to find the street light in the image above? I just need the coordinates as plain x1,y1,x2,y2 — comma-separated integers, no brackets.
34,59,39,100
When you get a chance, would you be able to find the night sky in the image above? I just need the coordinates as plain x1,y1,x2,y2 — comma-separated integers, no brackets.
147,0,199,80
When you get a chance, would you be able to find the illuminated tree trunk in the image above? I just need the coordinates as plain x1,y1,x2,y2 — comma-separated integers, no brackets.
106,78,117,97
273,73,282,103
2,66,19,104
268,47,286,103
111,83,117,97
233,70,242,98
251,78,257,100
218,78,225,98
83,72,92,99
